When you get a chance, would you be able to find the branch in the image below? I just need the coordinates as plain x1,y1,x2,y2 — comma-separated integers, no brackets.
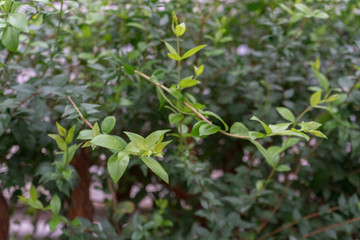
67,96,93,129
303,216,360,239
11,91,43,114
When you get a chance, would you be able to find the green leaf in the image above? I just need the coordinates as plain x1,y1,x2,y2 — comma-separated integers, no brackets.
141,156,169,183
276,107,295,122
191,121,207,137
294,3,310,14
269,123,291,133
124,64,135,75
291,128,310,141
124,132,149,152
249,131,266,140
201,111,229,131
107,152,129,184
282,137,300,149
276,165,291,172
49,216,60,232
145,130,170,147
325,94,339,102
70,218,81,227
199,123,220,136
250,116,272,134
230,122,249,137
30,184,37,202
126,22,145,30
195,65,204,76
250,140,276,167
169,113,184,124
77,129,93,140
310,91,322,107
8,12,29,33
300,121,322,131
153,141,172,156
56,122,67,137
101,116,116,134
256,180,264,192
162,40,177,54
174,22,186,37
313,70,329,92
50,194,61,215
91,134,123,151
92,122,100,137
179,78,199,89
48,134,66,151
156,88,165,109
182,45,207,60
168,53,182,61
65,125,76,144
313,10,329,19
309,130,327,139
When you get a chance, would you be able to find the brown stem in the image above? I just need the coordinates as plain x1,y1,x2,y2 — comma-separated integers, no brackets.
0,190,9,240
258,206,339,240
67,96,93,129
303,216,360,238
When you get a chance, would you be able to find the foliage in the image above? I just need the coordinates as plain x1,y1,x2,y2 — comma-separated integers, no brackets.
1,0,360,239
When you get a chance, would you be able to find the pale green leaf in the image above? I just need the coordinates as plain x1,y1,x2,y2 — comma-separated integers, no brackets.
195,65,204,76
145,130,170,147
162,40,177,54
309,130,327,139
30,184,37,202
141,156,169,183
182,45,207,60
8,12,29,32
77,129,92,140
56,122,66,137
91,134,123,151
124,131,149,152
276,164,291,172
101,116,116,134
50,194,61,215
300,121,322,131
107,152,129,184
168,53,182,61
174,22,186,37
269,123,291,133
250,140,276,167
310,91,322,107
230,122,249,137
276,107,295,122
49,216,60,232
250,116,272,134
179,78,199,89
65,125,76,144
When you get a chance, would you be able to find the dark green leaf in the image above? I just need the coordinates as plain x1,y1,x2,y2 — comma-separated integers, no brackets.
169,113,184,124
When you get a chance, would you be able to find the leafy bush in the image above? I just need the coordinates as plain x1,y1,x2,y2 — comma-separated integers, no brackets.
1,0,360,239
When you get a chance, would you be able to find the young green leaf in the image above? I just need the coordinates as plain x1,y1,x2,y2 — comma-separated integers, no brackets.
179,78,199,89
91,134,123,151
182,45,207,60
310,91,322,107
101,116,116,134
174,22,186,37
141,156,169,184
8,12,29,33
162,40,177,55
309,130,327,139
145,130,170,147
276,107,295,122
294,3,310,14
195,65,204,76
313,70,329,91
92,122,100,137
250,116,272,134
30,184,37,202
1,26,19,52
168,53,182,61
300,121,322,131
65,125,76,144
107,152,129,184
124,131,149,152
56,122,67,137
50,194,61,215
169,113,184,124
291,128,310,141
230,122,249,137
48,134,66,151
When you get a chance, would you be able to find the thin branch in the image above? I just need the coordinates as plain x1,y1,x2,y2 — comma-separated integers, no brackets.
303,216,360,239
258,206,339,240
11,91,43,114
67,96,93,129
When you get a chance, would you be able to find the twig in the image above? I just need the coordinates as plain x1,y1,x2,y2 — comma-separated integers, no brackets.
11,91,43,114
258,206,339,240
303,216,360,238
67,96,93,129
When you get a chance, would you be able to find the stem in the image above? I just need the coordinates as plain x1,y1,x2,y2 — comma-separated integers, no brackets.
50,0,64,62
177,36,181,83
253,167,276,198
67,96,93,129
294,106,312,126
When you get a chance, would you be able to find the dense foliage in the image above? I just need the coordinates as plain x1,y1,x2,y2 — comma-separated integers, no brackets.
1,0,360,239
